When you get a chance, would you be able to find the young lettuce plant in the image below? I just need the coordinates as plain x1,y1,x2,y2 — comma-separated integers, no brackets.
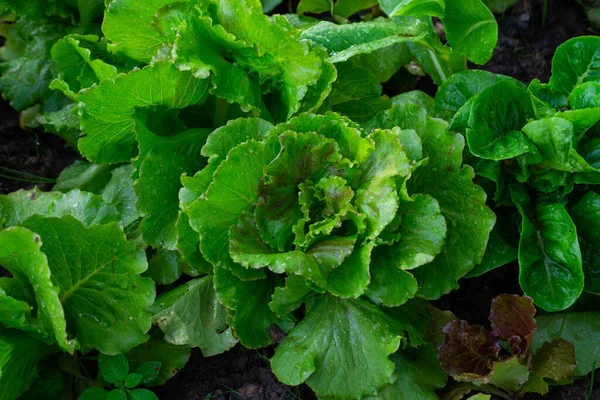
439,294,577,398
432,36,600,312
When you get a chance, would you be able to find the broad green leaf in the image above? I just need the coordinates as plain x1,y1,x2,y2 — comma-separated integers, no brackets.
262,0,283,12
98,353,129,384
102,0,181,63
126,331,191,386
467,81,536,160
510,185,583,311
387,0,445,17
366,246,418,307
443,0,498,64
0,329,56,400
547,36,600,96
297,0,332,14
134,361,161,385
150,276,237,356
0,187,120,228
408,118,495,298
187,138,280,274
522,339,576,395
532,312,600,376
392,90,435,114
325,242,374,298
53,161,114,193
101,165,141,229
271,295,402,399
490,357,529,392
269,275,313,317
134,125,211,248
145,250,183,285
18,367,64,400
299,18,428,63
369,346,446,399
214,267,282,348
201,117,274,162
388,194,447,270
0,227,68,349
124,373,142,388
569,81,600,109
22,216,155,354
319,60,391,122
435,69,524,118
522,118,597,172
78,62,209,163
571,191,600,248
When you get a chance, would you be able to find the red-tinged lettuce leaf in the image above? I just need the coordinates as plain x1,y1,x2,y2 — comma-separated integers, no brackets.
271,295,402,399
532,312,600,376
521,339,576,395
78,62,210,163
489,294,536,357
438,320,500,378
510,183,583,311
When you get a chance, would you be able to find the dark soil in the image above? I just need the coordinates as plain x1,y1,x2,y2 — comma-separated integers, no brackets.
0,101,79,195
1,0,599,399
482,0,597,84
152,345,316,400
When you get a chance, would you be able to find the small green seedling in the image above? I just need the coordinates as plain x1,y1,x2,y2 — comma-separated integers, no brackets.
79,354,161,400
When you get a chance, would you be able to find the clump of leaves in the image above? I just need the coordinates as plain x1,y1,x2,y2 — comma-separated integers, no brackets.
433,36,600,312
79,354,160,400
439,294,577,398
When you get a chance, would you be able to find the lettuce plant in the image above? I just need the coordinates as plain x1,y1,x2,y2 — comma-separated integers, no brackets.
0,0,513,398
439,294,578,398
432,36,600,312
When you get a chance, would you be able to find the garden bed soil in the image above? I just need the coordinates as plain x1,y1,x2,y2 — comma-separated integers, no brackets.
1,0,599,398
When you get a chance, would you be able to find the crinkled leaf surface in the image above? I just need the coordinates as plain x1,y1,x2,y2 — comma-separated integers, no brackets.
22,216,155,354
547,36,600,96
438,320,500,378
271,295,402,399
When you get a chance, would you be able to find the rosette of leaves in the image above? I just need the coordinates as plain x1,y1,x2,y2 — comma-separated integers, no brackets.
433,36,600,312
180,110,494,398
439,294,577,398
